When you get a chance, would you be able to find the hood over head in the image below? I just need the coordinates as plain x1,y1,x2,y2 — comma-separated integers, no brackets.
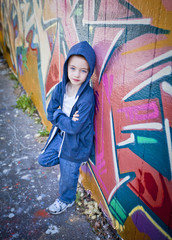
62,41,96,96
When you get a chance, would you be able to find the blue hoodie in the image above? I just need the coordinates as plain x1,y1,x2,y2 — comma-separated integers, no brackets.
46,41,96,163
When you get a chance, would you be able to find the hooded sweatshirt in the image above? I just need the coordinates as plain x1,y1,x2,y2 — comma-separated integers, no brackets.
46,41,96,163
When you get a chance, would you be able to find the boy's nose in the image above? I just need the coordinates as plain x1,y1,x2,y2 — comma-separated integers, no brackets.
74,70,80,77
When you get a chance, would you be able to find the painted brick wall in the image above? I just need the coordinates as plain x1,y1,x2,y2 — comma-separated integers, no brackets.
0,1,171,239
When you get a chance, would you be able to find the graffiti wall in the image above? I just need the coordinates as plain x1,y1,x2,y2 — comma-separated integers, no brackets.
0,0,171,239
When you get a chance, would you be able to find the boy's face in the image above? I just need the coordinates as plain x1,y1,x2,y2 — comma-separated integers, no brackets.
67,55,89,87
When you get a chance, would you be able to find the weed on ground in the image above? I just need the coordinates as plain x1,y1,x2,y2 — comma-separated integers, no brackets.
15,94,36,116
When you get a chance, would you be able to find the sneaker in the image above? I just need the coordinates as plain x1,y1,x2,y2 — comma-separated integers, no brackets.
47,199,74,215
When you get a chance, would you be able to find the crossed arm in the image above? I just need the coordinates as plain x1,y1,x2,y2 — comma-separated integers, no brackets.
58,106,79,121
47,84,94,135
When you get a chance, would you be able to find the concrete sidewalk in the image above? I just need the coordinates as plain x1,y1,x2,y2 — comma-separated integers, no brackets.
0,55,98,240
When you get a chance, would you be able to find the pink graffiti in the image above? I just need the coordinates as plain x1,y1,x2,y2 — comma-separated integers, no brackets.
93,88,108,194
102,74,113,104
58,1,79,48
162,0,172,11
95,88,106,174
118,101,159,122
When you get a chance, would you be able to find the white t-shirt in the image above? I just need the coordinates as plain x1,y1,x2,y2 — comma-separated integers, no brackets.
62,93,76,117
62,83,79,117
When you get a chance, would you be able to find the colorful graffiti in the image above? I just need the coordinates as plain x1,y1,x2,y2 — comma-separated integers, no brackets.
0,0,171,239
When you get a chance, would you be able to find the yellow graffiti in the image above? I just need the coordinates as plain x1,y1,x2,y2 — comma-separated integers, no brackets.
123,0,172,55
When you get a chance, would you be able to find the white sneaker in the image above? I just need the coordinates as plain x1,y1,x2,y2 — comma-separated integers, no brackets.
47,199,75,214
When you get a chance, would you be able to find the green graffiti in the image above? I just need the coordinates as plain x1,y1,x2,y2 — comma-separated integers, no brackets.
137,136,158,144
22,46,28,71
109,197,127,225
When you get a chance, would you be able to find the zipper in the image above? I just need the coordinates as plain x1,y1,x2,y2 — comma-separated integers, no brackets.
58,131,65,158
56,95,78,158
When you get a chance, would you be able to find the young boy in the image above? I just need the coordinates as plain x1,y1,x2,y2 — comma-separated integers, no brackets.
38,41,96,214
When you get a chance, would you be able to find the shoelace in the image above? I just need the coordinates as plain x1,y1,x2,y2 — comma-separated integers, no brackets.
55,199,66,207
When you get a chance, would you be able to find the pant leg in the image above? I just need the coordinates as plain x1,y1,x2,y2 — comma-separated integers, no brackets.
38,133,62,167
59,158,81,204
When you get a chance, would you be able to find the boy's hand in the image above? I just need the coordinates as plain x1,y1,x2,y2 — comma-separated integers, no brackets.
72,111,79,121
58,106,61,109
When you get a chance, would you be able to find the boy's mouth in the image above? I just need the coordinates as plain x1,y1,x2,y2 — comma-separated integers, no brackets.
73,79,80,82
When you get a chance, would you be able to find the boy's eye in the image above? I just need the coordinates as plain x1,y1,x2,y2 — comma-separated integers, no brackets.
81,70,87,73
70,67,75,70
